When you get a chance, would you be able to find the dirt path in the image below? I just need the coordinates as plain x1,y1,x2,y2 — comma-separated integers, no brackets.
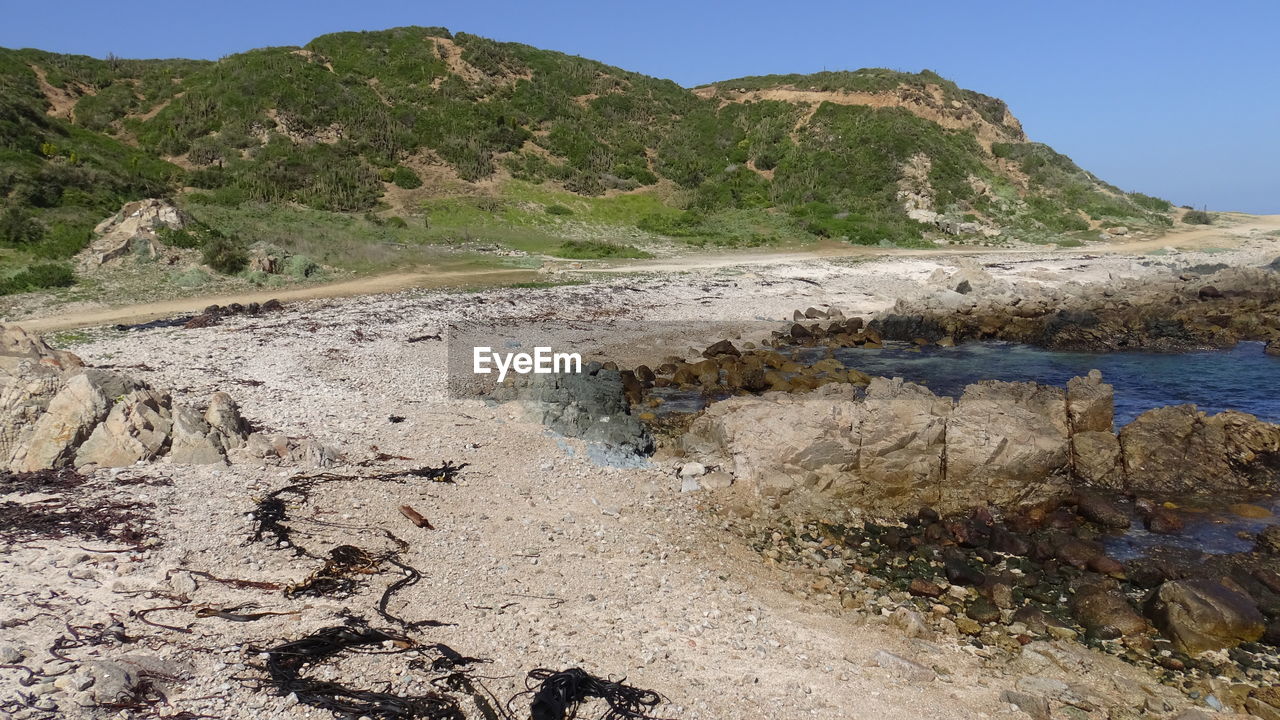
590,213,1280,274
15,214,1277,332
18,267,537,333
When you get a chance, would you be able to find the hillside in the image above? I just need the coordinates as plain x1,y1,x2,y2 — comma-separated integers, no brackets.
0,26,1175,297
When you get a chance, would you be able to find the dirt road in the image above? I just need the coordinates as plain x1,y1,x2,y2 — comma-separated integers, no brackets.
13,213,1277,332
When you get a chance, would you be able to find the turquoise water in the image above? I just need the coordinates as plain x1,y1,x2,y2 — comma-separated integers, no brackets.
822,340,1280,425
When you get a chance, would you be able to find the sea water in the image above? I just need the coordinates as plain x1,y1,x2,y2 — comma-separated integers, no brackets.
824,340,1280,425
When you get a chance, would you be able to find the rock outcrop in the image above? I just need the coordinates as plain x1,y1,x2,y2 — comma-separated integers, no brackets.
83,198,190,266
870,265,1280,352
516,368,654,456
683,376,1072,517
1,324,336,470
1118,406,1280,494
1144,578,1266,654
682,364,1280,516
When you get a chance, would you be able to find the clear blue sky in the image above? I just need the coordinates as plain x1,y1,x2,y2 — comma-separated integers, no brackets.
4,1,1277,213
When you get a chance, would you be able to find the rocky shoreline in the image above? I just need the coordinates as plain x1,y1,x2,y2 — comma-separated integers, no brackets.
4,238,1280,720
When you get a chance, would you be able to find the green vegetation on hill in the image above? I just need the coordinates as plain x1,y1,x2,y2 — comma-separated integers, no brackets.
0,26,1177,294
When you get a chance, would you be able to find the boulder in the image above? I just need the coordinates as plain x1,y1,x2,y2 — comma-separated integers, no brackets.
684,376,1070,517
1072,586,1147,638
1,355,67,469
75,389,173,467
1144,578,1266,654
941,380,1070,511
1066,370,1114,433
204,392,246,449
167,407,228,465
13,373,112,471
85,198,190,266
1267,338,1280,357
1119,405,1280,494
1071,430,1124,488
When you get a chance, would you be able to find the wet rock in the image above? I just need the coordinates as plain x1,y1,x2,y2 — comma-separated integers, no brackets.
1074,492,1130,529
944,553,987,587
1256,525,1280,555
1072,586,1147,638
1145,578,1266,654
909,579,944,598
1119,405,1280,494
1267,339,1280,357
1144,507,1184,535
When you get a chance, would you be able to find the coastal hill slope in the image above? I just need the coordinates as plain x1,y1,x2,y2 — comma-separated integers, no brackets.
1,26,1173,293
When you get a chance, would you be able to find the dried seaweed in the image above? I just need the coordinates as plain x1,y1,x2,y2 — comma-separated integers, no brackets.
0,470,154,546
286,545,380,598
514,668,670,720
259,617,463,720
0,498,152,545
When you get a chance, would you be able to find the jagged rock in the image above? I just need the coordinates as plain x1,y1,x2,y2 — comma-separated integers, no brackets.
683,376,1071,516
942,380,1071,511
1,324,83,368
1,357,65,468
1066,370,1114,433
74,389,173,467
85,198,190,266
1074,491,1130,528
204,391,246,449
1257,526,1280,555
1071,430,1124,487
14,373,112,471
1267,338,1280,357
1119,405,1280,494
168,407,227,465
1145,578,1266,654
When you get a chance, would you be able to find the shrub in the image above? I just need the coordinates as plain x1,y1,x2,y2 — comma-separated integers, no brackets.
155,227,203,249
0,207,45,246
390,165,422,189
1183,209,1212,225
554,239,651,259
284,254,320,279
170,267,210,287
0,262,75,295
201,233,249,273
545,204,573,216
385,215,408,228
